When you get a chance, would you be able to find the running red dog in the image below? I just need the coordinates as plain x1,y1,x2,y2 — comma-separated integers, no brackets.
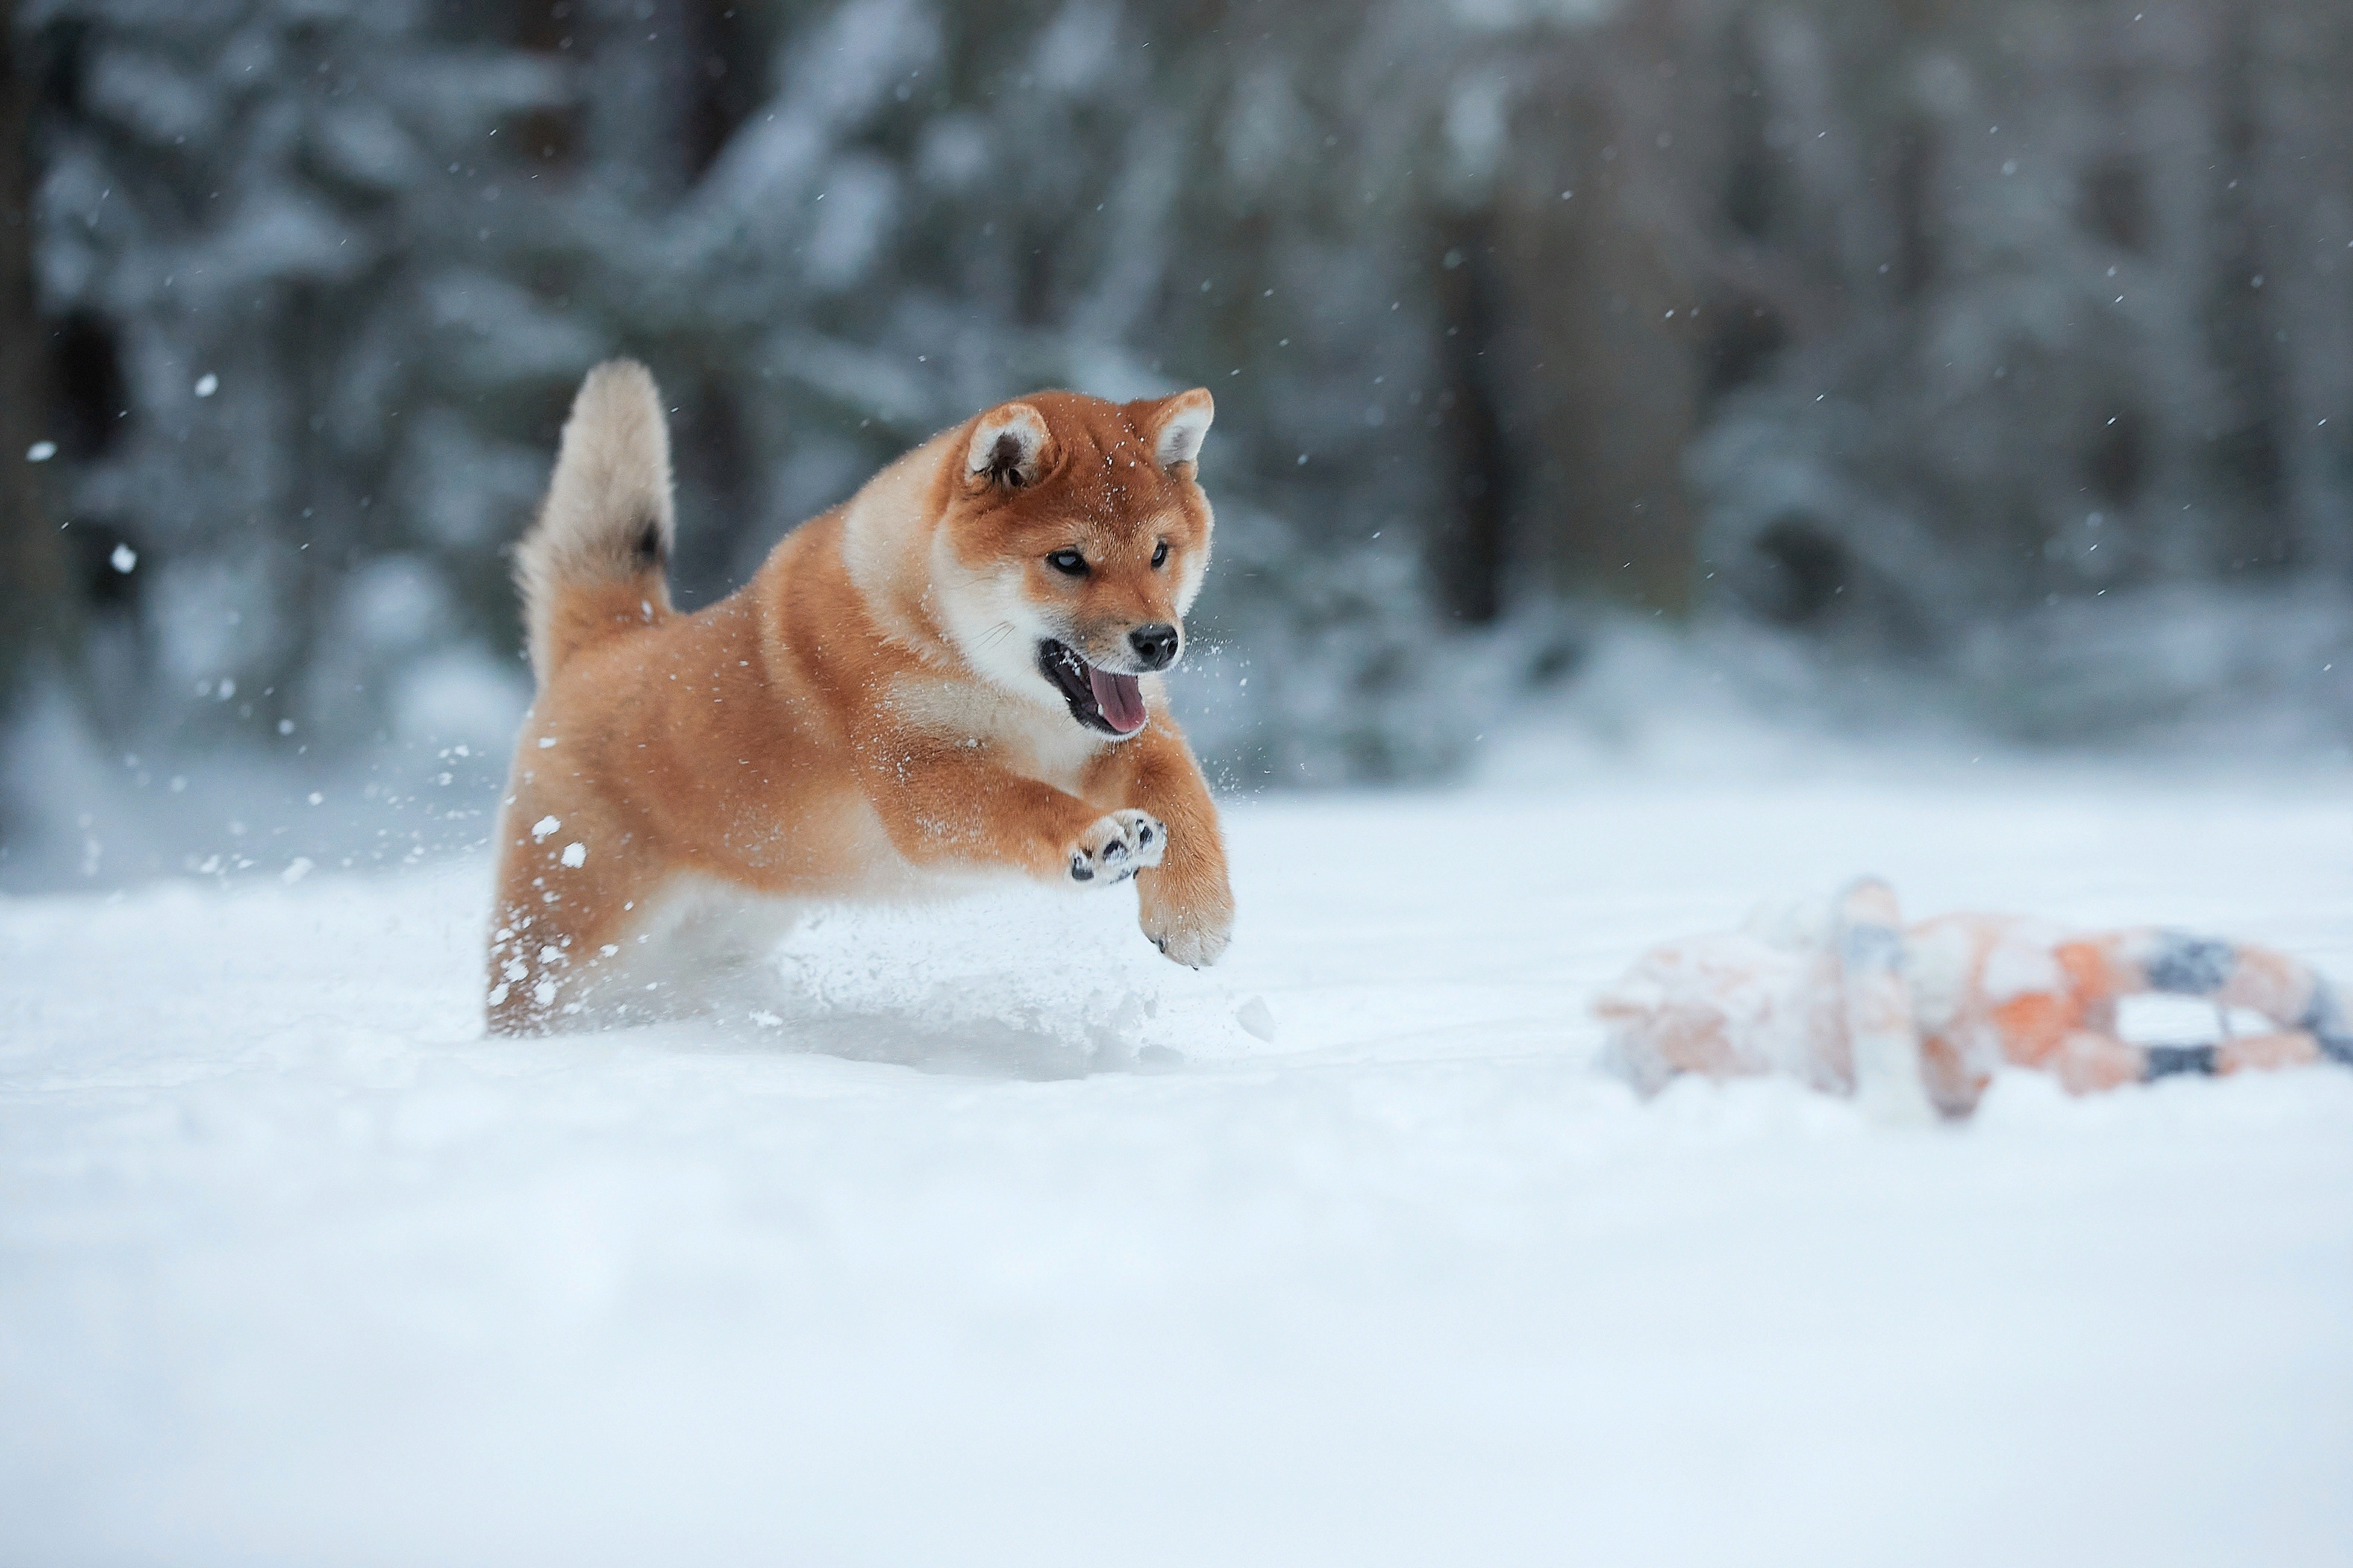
487,361,1233,1034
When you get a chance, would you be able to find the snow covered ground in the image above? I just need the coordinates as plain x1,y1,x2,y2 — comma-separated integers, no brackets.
4,739,2352,1567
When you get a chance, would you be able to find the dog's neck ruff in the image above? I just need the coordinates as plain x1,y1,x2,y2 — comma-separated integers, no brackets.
837,437,957,663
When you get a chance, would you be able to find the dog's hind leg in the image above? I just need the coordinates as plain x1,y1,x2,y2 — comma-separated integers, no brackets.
485,817,665,1036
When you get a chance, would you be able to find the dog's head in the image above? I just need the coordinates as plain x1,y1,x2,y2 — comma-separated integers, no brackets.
930,388,1215,739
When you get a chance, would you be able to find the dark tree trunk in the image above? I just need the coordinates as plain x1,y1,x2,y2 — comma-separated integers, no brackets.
0,0,70,711
1431,214,1512,626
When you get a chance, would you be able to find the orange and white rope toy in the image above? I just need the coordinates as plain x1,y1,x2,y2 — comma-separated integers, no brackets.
1594,879,2350,1119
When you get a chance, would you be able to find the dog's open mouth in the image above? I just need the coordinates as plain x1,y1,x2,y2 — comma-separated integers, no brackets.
1038,640,1149,736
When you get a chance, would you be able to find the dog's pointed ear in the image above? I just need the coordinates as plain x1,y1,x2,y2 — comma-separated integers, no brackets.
1151,389,1213,472
966,401,1051,489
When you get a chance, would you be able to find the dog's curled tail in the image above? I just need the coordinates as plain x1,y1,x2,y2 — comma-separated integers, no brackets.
515,359,675,684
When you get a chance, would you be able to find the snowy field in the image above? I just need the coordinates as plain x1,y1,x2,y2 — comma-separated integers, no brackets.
5,740,2352,1567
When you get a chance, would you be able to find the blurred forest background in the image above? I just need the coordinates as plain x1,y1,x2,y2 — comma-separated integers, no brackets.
2,0,2351,883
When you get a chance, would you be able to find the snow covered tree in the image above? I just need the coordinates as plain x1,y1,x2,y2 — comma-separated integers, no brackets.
22,0,576,749
9,0,2351,823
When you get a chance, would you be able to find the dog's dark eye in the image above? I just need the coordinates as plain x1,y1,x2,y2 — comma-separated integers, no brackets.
1151,539,1169,569
1046,550,1088,576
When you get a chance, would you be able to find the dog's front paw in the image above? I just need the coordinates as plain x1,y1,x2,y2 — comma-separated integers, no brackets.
1067,809,1167,886
1138,876,1233,968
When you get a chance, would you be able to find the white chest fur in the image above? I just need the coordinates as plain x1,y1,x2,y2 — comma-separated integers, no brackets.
886,670,1114,793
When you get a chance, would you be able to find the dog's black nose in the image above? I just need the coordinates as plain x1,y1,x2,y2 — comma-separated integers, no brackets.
1129,623,1179,670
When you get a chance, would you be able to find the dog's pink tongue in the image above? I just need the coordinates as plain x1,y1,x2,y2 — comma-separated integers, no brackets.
1088,667,1148,734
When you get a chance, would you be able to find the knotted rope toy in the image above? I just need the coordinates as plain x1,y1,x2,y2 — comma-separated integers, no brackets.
1594,878,2352,1120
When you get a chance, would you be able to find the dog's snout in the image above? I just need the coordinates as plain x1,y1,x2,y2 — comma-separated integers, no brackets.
1129,623,1179,670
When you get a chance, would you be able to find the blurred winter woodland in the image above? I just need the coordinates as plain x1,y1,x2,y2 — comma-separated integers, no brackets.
4,0,2352,878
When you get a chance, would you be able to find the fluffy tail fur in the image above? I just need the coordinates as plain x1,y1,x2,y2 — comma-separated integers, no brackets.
514,359,676,684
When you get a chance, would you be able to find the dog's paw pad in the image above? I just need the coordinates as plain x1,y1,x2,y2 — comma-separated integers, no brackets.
1068,809,1168,886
